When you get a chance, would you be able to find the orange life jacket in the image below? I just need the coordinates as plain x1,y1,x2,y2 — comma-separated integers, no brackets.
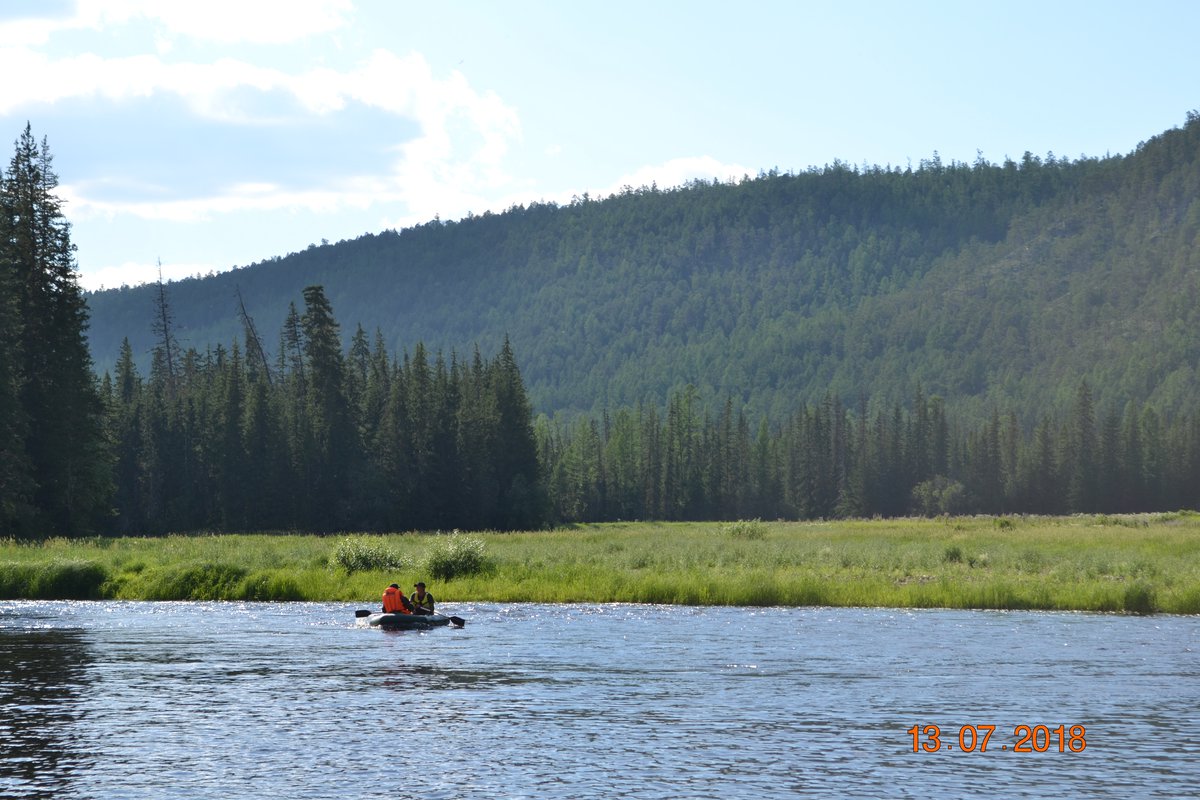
382,585,411,614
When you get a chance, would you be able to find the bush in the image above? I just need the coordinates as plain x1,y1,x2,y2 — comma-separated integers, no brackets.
911,476,967,516
332,537,410,574
423,533,493,581
722,519,767,540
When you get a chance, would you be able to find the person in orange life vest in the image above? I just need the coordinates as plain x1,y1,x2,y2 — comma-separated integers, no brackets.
382,583,413,614
410,582,435,615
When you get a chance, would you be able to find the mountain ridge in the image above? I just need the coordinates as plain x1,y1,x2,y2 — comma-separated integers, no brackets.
84,111,1200,426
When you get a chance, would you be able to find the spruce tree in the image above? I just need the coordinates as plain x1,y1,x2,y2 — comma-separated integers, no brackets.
242,364,285,529
151,263,179,398
455,346,499,529
376,351,414,528
300,285,354,528
216,342,247,529
405,343,436,528
489,337,544,528
0,221,32,532
1065,381,1098,512
2,125,110,536
109,339,145,534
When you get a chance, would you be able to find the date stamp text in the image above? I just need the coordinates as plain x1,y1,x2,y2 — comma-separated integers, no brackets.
907,724,1087,753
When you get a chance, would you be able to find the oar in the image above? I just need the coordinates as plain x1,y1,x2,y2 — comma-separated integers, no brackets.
412,606,465,627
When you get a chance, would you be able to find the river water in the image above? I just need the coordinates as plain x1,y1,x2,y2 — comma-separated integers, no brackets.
1,601,1197,799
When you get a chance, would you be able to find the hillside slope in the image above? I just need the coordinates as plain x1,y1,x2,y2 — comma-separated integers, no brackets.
85,112,1200,424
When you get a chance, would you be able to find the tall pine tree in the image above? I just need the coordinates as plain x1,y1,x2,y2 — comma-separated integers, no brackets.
0,209,33,531
300,285,354,529
1,125,109,536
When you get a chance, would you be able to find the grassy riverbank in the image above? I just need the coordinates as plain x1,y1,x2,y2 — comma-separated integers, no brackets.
3,513,1199,613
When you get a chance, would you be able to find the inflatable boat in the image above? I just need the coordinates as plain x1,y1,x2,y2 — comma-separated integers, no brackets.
355,610,465,629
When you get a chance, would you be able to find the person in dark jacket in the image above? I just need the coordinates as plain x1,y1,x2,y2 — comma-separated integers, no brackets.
410,582,435,615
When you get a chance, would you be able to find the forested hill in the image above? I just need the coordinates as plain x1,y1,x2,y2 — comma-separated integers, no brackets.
86,112,1200,425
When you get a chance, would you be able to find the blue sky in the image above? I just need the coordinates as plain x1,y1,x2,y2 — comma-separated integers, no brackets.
2,0,1197,290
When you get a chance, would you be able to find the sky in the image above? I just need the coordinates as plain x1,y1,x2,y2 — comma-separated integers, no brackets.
1,0,1197,291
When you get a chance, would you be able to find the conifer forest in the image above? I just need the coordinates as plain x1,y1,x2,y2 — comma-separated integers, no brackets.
3,115,1200,537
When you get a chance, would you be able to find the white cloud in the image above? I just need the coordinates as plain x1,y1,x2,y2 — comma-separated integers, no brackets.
0,1,360,116
63,181,381,223
0,16,62,47
34,45,522,226
0,1,522,247
0,51,332,118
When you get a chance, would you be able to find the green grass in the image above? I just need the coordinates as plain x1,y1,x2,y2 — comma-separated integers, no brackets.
2,513,1199,613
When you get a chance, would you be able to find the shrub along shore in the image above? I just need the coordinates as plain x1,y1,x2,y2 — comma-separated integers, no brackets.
2,513,1199,614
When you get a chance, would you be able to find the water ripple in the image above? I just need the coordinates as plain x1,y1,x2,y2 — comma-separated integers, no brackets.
2,602,1198,798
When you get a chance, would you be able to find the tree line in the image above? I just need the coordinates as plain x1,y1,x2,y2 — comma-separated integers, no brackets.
538,383,1200,523
106,312,1200,535
105,283,546,535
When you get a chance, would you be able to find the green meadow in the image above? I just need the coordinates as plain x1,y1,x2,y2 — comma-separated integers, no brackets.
2,513,1199,614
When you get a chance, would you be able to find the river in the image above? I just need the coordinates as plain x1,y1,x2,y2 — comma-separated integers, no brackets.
2,601,1198,798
